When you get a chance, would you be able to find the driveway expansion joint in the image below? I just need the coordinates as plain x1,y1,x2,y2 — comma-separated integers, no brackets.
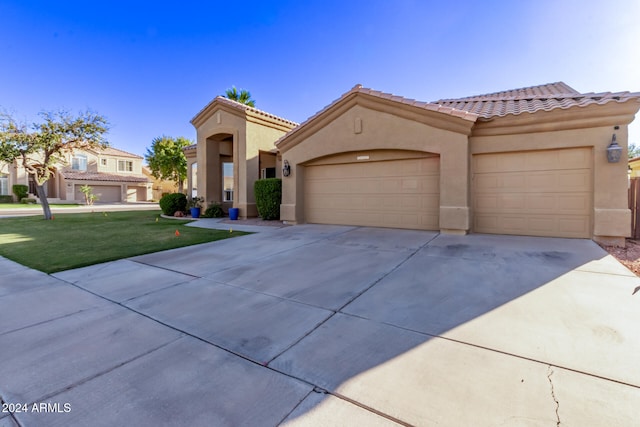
547,365,561,426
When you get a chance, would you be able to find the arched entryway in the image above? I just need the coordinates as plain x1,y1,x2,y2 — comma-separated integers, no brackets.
205,133,235,211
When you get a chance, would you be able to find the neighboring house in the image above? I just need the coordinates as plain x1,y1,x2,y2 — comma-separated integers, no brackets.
191,82,640,246
1,146,151,203
143,166,179,201
629,156,640,178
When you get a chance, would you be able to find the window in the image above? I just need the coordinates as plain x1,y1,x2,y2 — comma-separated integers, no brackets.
71,154,87,171
261,167,276,179
222,162,233,202
100,158,107,166
191,162,198,197
0,174,8,195
118,160,133,172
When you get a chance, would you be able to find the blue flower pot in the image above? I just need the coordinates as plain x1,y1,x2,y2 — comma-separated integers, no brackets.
190,207,201,218
229,207,239,220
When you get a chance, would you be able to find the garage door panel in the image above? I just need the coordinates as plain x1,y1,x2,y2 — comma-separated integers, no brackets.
305,157,439,230
474,148,591,174
473,148,591,238
74,185,121,203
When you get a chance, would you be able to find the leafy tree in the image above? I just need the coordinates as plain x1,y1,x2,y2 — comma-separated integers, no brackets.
224,86,256,107
145,136,192,193
0,111,109,220
629,143,640,159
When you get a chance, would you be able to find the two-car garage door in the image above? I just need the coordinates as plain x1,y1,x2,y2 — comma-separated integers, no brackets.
75,185,122,203
473,148,592,238
304,156,440,230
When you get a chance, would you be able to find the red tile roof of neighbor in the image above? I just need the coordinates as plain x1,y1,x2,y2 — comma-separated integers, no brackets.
61,172,149,183
84,146,142,158
435,82,640,119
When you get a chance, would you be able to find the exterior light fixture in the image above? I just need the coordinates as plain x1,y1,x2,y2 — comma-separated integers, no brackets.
607,131,622,163
282,160,291,177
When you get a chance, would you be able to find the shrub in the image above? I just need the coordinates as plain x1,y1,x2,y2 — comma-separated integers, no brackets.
0,195,13,203
159,193,187,216
202,202,224,218
12,184,28,201
254,178,281,220
20,198,37,204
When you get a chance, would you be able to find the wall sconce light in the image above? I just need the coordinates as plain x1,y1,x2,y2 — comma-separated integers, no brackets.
607,128,622,163
282,160,291,177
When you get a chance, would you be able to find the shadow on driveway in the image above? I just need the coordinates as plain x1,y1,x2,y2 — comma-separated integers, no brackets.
1,226,639,425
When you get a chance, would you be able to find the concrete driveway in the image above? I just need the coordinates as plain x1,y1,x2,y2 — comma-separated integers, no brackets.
1,224,639,426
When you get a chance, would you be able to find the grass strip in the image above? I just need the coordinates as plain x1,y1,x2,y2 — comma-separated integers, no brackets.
0,210,246,273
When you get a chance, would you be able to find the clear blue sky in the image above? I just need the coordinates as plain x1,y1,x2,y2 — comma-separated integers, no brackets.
1,0,639,157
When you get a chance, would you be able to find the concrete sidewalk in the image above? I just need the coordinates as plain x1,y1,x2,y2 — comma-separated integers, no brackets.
0,202,159,218
1,225,639,426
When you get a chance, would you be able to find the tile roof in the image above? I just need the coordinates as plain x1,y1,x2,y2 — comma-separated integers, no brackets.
89,146,142,158
61,171,149,183
276,84,478,146
184,144,197,151
192,96,299,127
435,82,640,119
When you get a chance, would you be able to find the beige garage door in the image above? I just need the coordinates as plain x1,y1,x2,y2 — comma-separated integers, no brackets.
75,185,122,203
473,148,592,238
304,157,440,230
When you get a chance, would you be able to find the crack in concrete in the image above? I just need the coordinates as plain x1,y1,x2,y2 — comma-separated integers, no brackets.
547,365,560,426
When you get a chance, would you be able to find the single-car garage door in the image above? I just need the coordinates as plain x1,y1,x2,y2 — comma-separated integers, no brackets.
75,185,122,203
304,156,440,230
473,147,592,238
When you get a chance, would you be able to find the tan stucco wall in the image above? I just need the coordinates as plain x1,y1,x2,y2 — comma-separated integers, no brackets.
278,102,473,233
472,116,632,245
193,106,291,218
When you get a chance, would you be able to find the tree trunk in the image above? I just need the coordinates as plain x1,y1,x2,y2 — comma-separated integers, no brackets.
178,179,184,194
36,184,52,220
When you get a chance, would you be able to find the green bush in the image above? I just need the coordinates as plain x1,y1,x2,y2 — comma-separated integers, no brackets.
254,178,282,220
0,195,13,203
159,193,187,216
12,184,28,201
20,198,37,204
202,202,224,218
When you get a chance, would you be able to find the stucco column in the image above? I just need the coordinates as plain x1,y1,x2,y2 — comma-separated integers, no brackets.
438,138,470,234
593,126,631,246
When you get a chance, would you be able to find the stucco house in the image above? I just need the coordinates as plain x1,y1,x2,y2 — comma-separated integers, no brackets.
188,96,297,215
191,82,640,246
0,146,151,203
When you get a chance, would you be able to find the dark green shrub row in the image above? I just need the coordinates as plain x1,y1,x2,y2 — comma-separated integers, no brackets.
254,178,281,220
159,193,187,215
202,202,224,218
12,184,28,201
0,195,13,203
21,198,37,204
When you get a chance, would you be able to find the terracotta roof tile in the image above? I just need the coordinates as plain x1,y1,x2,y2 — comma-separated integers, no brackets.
192,96,299,127
435,82,640,119
276,84,478,147
61,172,149,183
94,147,142,158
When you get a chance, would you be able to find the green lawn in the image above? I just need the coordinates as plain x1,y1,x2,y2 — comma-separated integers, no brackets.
0,210,246,273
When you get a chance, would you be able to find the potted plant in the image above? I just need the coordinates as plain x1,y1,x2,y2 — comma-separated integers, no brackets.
187,196,204,218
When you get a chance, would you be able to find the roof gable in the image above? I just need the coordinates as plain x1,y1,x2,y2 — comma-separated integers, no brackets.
276,85,478,150
191,96,298,130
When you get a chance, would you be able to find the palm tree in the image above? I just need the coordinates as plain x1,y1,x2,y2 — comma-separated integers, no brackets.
224,86,256,107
